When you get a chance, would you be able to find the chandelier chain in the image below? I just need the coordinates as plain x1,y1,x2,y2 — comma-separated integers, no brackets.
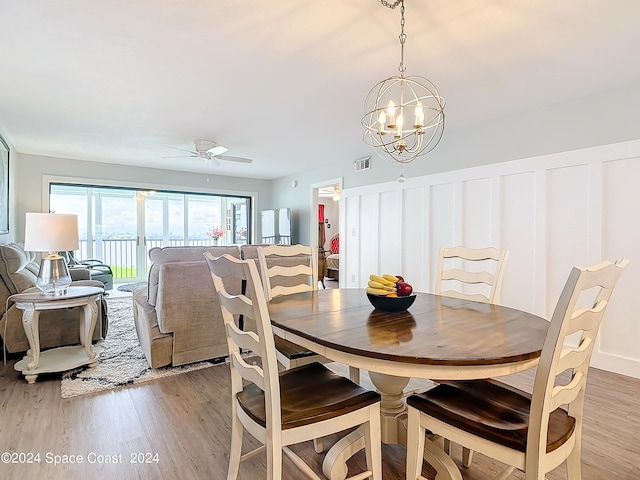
378,0,403,9
398,2,406,74
377,0,407,73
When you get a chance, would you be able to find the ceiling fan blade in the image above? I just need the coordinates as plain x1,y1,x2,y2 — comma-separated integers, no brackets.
208,145,229,156
208,157,221,167
214,155,253,164
162,144,199,155
163,154,199,159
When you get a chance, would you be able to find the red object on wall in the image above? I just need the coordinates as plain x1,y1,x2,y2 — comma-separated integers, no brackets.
318,204,326,247
330,235,339,254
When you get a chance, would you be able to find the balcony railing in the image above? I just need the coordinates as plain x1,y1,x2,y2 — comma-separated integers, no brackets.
77,238,218,281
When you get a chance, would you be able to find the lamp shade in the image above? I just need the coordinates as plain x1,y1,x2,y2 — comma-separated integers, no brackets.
24,213,80,252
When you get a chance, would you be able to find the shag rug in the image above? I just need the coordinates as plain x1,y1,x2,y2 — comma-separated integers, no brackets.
61,297,217,398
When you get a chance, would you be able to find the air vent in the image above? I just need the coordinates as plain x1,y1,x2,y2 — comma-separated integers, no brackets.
354,156,371,172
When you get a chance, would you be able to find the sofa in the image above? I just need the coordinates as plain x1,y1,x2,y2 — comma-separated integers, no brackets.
0,243,109,354
66,252,114,290
132,244,312,368
132,245,244,368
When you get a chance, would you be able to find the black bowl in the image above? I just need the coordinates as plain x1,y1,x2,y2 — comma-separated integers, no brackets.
367,293,416,312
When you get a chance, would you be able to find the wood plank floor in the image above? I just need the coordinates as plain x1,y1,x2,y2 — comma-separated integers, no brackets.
1,352,639,479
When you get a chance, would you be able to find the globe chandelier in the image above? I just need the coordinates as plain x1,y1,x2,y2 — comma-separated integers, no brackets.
362,0,445,182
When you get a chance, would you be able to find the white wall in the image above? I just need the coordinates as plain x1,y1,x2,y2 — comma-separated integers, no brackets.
271,81,640,246
341,139,640,379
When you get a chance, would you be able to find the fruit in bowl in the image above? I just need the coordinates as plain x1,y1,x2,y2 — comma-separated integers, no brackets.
367,292,416,312
397,281,413,296
366,274,416,312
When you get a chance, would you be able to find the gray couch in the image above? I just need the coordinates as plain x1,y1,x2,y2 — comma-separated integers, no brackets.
132,244,310,368
132,246,245,368
0,243,109,354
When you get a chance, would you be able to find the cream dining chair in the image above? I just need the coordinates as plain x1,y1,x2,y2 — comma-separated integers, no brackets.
257,244,324,370
435,245,510,466
257,244,319,301
258,244,361,454
407,258,629,480
435,246,510,304
204,252,382,480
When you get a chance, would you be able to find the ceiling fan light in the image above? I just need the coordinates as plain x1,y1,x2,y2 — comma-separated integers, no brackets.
194,139,216,152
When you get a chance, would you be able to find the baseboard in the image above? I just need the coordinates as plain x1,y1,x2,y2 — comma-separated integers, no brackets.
591,350,640,380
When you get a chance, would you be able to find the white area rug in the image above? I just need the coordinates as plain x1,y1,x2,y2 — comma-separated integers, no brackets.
61,297,216,398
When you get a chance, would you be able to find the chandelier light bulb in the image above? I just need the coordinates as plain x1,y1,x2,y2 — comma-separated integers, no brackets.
378,111,387,134
395,114,404,138
387,100,396,127
414,101,424,128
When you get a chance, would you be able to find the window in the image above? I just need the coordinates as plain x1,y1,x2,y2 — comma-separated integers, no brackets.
50,184,251,282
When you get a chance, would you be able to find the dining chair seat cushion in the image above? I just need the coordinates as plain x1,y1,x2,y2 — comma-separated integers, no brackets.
407,379,576,453
237,362,380,430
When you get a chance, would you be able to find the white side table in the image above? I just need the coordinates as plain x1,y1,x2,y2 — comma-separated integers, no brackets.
12,286,104,384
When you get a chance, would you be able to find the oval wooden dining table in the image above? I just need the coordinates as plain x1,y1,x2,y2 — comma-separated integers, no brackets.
268,288,549,480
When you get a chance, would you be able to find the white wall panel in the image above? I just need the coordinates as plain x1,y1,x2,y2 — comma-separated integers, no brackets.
358,193,380,288
342,194,360,288
429,183,457,289
402,187,429,292
600,158,640,372
545,165,590,317
500,171,538,312
378,190,402,277
461,177,493,248
342,139,640,379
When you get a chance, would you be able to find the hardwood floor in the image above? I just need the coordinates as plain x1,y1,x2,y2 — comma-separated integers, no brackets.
320,276,340,290
1,352,639,479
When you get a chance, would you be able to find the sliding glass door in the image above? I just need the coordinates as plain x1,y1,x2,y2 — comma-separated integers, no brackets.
50,184,251,284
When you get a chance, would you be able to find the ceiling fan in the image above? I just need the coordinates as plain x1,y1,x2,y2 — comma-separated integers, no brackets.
164,139,253,166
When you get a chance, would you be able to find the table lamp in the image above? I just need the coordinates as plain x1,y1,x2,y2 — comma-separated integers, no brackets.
24,212,79,295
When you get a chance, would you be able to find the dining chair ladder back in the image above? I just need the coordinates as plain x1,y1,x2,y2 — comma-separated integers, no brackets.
436,246,510,304
407,258,629,480
257,244,319,301
256,244,348,373
205,252,382,480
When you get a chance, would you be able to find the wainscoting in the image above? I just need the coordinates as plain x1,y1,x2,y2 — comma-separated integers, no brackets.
341,138,640,379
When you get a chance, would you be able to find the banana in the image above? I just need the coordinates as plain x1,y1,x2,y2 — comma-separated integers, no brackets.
382,274,399,284
366,287,389,296
368,280,396,291
369,274,395,287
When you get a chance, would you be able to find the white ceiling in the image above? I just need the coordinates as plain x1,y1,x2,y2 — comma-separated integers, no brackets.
1,0,640,180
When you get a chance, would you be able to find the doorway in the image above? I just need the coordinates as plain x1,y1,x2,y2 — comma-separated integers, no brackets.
311,178,342,287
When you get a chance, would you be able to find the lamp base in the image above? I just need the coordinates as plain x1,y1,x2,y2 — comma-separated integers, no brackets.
36,254,72,296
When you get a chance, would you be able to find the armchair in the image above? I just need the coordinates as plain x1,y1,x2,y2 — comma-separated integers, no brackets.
0,243,108,353
66,252,114,290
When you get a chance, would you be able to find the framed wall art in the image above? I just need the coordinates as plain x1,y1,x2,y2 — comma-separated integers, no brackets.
0,134,9,234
